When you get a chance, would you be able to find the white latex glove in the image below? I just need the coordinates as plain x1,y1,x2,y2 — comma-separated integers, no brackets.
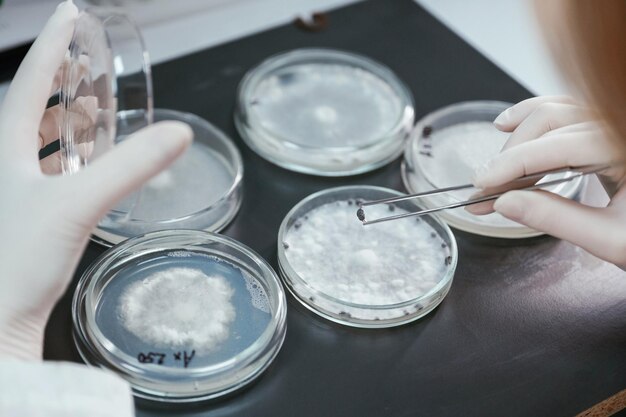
0,1,193,360
466,96,626,267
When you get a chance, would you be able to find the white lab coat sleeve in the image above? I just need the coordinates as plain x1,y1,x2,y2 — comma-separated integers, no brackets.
0,360,134,417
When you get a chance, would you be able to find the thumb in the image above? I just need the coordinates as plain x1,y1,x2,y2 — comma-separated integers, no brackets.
71,121,193,217
494,190,621,264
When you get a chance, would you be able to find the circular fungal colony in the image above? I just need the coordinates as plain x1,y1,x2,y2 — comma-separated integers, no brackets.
95,252,272,369
252,63,404,149
282,200,453,311
118,267,236,353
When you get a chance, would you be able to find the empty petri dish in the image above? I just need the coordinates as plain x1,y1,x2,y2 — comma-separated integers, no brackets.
277,186,457,328
59,7,153,174
235,48,415,176
72,230,287,403
58,8,243,245
402,101,584,238
93,109,243,246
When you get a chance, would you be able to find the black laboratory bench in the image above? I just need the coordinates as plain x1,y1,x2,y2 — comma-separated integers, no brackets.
1,1,624,416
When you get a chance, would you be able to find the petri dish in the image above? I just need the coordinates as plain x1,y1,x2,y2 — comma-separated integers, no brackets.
402,101,584,238
59,7,153,174
59,8,243,246
93,109,243,246
277,186,457,328
72,230,287,403
235,48,415,176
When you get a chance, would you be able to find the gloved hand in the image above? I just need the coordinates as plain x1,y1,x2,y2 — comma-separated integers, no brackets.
0,1,193,360
466,95,626,267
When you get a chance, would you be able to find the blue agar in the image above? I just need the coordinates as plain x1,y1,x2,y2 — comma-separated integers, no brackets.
94,251,272,369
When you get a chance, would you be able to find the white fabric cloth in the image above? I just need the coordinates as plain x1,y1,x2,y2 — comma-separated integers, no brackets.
0,361,134,417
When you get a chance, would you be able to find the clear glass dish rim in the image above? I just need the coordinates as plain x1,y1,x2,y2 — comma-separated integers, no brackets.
235,109,410,177
401,100,584,237
72,230,287,382
276,185,458,311
235,47,415,153
106,108,244,225
60,7,154,175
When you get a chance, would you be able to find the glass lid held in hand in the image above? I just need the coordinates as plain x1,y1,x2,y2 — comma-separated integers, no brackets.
59,7,153,174
57,8,245,247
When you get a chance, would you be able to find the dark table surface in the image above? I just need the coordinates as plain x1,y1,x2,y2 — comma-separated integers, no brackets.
7,0,619,415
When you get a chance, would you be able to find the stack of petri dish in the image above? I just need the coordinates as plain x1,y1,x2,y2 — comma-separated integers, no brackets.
402,101,584,238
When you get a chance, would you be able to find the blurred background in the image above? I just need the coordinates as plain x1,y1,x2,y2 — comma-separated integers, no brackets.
0,0,567,99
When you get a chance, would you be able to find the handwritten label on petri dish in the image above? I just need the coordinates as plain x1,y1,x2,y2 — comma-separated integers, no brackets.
137,350,195,368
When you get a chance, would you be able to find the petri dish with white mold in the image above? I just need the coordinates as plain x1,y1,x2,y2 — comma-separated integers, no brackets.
93,109,243,246
58,9,243,246
277,186,457,328
235,48,415,176
402,101,584,238
72,230,287,403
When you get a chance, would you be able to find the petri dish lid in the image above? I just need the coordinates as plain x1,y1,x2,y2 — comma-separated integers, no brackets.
72,230,287,403
59,7,153,174
277,186,457,328
235,48,415,176
402,101,584,239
